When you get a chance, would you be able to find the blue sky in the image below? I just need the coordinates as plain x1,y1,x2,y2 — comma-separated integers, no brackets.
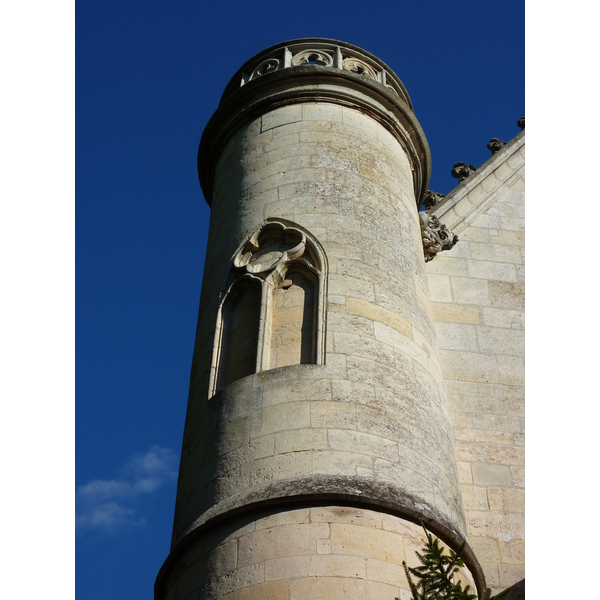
73,2,525,599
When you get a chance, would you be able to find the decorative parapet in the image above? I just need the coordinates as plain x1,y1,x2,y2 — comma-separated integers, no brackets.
221,39,412,108
451,162,477,183
200,38,431,209
487,138,506,154
419,212,459,262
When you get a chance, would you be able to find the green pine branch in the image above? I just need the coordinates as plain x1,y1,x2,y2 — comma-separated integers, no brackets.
396,523,477,600
395,523,520,600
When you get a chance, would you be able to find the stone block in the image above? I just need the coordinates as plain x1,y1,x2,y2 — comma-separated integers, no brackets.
261,105,302,131
444,380,481,412
316,538,331,554
200,564,264,598
302,103,343,122
251,451,312,484
328,429,398,461
480,563,500,587
252,435,274,459
238,522,329,566
454,442,482,462
467,260,517,282
312,449,372,475
482,307,524,329
488,281,524,309
497,355,525,386
487,488,525,514
435,322,479,352
511,466,525,488
498,216,524,232
469,536,500,563
346,297,412,337
256,509,310,530
427,274,453,303
251,402,310,437
333,379,376,404
311,400,357,429
274,428,328,454
342,107,378,137
291,576,398,600
374,322,428,369
459,226,490,243
500,512,524,540
471,463,513,486
432,302,483,325
499,539,524,564
366,558,407,587
461,484,489,510
451,277,490,306
265,556,311,581
470,413,523,433
483,445,525,466
498,563,525,587
466,510,502,537
330,523,403,563
222,580,289,600
456,461,473,483
438,349,499,383
477,327,524,357
262,131,300,154
426,256,469,277
308,554,367,578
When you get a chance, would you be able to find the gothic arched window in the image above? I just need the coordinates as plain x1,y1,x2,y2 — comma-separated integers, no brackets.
210,220,327,396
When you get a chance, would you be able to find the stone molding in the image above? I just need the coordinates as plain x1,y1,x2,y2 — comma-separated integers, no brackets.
155,487,489,600
430,130,524,235
198,38,431,208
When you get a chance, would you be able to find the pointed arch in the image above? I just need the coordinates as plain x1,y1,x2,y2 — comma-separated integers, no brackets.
208,220,327,397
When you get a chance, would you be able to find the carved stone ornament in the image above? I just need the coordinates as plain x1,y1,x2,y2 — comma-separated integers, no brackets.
451,162,477,183
518,116,525,130
487,138,506,154
422,190,446,210
419,212,459,262
249,58,281,81
233,222,318,287
291,49,333,67
342,57,378,80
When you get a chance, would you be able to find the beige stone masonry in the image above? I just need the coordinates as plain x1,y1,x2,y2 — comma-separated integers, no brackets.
426,131,524,596
160,507,478,600
431,132,524,236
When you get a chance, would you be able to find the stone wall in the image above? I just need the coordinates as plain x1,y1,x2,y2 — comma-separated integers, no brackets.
172,103,466,550
160,506,476,600
426,135,525,595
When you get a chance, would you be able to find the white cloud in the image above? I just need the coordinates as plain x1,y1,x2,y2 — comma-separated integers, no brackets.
76,446,178,533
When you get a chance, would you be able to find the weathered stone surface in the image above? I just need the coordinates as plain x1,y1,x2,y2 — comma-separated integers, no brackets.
157,38,525,600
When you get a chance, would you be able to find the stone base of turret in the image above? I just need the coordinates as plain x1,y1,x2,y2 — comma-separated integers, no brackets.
157,505,482,600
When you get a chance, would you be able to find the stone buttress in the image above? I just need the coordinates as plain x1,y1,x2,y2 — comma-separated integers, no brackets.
155,39,488,600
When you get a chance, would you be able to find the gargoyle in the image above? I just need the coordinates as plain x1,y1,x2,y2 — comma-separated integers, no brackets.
419,212,459,262
451,162,477,183
487,138,506,154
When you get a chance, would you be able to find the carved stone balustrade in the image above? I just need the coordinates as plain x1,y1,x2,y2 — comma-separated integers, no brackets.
219,39,413,109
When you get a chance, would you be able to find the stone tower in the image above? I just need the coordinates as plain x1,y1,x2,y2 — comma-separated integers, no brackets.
155,38,491,599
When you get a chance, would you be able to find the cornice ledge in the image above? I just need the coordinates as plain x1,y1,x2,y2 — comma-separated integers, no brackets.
431,130,524,234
